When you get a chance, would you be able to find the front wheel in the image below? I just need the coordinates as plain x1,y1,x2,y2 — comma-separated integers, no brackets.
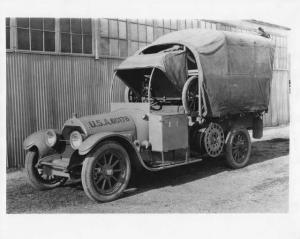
81,141,131,202
25,151,67,190
225,128,251,169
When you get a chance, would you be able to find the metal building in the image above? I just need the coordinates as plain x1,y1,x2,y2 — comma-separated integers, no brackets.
6,18,290,168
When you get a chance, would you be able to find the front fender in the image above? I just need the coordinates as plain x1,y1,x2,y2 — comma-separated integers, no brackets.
78,131,134,156
23,130,52,157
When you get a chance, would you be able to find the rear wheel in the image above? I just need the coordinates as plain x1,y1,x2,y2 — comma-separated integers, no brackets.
25,151,67,190
225,128,251,169
81,141,131,202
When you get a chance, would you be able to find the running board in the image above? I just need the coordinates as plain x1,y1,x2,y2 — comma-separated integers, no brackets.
147,157,203,170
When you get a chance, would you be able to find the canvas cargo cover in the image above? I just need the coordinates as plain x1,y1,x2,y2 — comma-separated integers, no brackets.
115,50,187,93
150,29,275,117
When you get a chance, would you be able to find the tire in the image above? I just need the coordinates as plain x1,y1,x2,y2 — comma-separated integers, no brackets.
81,141,131,202
25,151,67,190
124,86,140,103
225,128,252,169
182,76,198,115
124,87,130,102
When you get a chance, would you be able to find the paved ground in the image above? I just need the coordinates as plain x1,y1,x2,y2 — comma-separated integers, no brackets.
6,126,289,213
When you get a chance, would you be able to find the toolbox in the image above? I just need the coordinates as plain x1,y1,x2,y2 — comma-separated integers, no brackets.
149,113,188,152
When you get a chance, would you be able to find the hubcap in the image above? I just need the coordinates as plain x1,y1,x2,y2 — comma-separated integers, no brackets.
106,169,113,176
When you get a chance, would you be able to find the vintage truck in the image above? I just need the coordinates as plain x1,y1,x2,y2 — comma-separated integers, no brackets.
23,29,275,202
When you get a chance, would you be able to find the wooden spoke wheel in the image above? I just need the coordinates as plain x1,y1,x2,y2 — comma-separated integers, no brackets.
81,141,131,202
225,128,251,169
182,76,199,115
25,151,67,190
124,87,140,102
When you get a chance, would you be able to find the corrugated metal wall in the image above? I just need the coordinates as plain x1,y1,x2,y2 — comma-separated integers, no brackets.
263,69,290,126
6,53,124,168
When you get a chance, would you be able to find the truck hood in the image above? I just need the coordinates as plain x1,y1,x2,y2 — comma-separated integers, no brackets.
62,110,137,137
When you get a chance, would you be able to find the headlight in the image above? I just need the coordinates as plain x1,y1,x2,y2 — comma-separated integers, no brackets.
45,129,57,147
70,131,83,150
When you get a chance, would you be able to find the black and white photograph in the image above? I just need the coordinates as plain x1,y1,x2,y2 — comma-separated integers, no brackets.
0,0,299,239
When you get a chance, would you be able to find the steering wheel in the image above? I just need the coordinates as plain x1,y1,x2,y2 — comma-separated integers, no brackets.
124,86,162,110
150,97,162,111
